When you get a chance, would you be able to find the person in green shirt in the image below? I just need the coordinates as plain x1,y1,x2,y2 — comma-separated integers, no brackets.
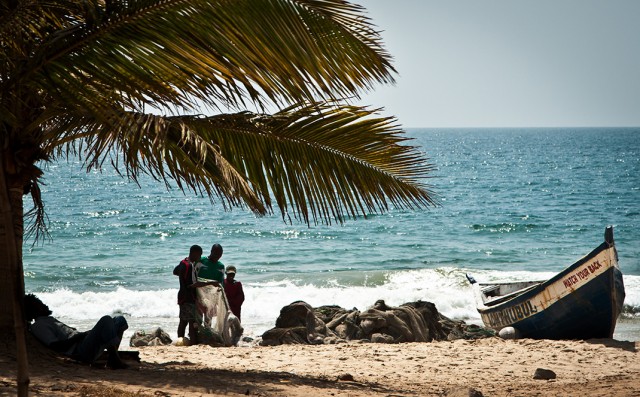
199,243,225,286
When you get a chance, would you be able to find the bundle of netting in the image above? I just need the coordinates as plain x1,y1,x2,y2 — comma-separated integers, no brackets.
196,285,243,346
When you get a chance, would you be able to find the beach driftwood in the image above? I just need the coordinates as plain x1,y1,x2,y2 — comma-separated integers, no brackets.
260,300,494,346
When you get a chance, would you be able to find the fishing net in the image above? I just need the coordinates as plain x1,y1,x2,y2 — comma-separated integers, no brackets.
195,283,243,346
261,300,495,346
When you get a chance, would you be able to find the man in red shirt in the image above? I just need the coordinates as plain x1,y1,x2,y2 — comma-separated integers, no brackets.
173,245,216,344
223,266,245,322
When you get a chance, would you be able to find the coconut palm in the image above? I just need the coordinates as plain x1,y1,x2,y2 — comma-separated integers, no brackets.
1,0,436,394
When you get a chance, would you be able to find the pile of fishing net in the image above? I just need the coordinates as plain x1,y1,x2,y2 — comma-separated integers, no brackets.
131,285,243,347
260,300,494,346
195,285,243,346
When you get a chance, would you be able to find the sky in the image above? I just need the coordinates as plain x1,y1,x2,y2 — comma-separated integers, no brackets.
355,0,640,128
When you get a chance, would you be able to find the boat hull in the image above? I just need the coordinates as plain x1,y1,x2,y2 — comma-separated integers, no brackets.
472,227,625,340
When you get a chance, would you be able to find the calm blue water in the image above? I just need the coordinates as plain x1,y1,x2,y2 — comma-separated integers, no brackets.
23,128,640,341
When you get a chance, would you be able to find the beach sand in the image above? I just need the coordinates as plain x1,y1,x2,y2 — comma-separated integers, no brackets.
1,337,639,397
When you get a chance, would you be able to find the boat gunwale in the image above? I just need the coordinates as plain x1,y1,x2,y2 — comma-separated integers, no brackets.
472,238,615,313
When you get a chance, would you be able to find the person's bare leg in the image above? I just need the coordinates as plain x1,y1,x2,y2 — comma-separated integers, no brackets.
189,321,198,345
177,319,188,338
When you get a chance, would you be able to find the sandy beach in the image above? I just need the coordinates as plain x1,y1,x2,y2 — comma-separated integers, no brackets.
1,336,638,397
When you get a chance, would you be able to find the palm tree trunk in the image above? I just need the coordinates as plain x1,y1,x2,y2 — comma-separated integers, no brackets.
0,153,30,397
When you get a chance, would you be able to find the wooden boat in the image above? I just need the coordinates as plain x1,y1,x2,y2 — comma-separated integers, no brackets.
467,226,625,339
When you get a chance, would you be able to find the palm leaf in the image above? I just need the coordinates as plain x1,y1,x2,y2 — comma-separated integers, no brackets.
21,0,395,117
3,0,436,229
44,102,436,224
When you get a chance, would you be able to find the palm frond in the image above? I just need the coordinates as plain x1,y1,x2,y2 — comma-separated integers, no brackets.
24,179,50,243
45,109,267,214
22,0,395,117
3,0,436,232
45,103,436,225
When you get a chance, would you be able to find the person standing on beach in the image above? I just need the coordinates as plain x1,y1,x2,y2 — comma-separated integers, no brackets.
223,265,245,321
198,243,225,286
173,244,216,345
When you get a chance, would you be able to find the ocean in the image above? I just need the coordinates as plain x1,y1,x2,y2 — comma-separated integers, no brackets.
23,127,640,343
